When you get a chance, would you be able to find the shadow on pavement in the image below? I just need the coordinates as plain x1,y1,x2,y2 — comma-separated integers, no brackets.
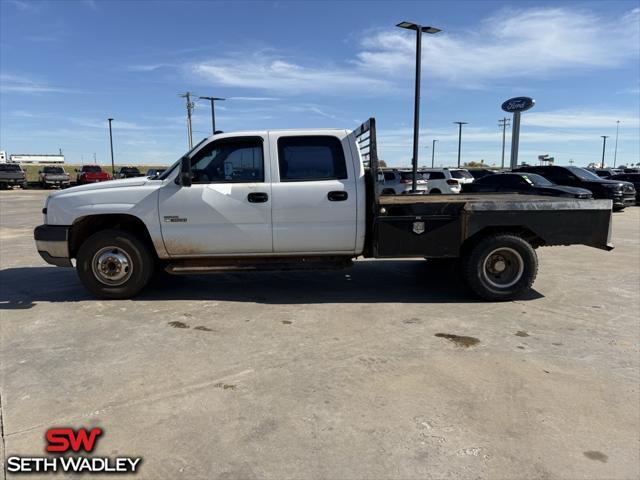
0,260,543,309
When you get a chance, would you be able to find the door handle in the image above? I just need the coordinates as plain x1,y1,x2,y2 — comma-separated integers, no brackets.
328,191,348,201
247,192,269,203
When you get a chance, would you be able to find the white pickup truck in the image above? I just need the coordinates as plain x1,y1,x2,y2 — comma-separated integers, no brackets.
35,119,613,301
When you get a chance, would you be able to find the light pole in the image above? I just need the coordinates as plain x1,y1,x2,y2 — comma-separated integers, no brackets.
600,136,609,168
454,121,467,168
107,118,114,176
613,120,620,168
431,139,438,168
199,96,225,134
396,21,441,193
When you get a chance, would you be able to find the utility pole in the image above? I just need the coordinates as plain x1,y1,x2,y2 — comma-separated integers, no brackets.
108,118,115,176
199,96,225,134
431,139,438,168
498,117,510,170
600,136,609,168
179,92,195,149
454,121,467,168
613,120,620,168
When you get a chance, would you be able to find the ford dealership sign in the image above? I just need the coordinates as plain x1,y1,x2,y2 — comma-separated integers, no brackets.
501,97,535,113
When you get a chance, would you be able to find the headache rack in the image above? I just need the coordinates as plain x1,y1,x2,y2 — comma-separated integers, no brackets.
353,117,381,256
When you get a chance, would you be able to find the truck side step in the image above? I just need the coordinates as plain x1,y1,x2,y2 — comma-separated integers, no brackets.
165,256,353,274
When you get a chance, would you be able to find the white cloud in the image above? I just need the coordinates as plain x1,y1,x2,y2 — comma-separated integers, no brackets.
227,96,281,101
0,74,78,94
523,110,640,129
6,0,41,13
127,63,177,72
190,53,393,94
357,7,640,87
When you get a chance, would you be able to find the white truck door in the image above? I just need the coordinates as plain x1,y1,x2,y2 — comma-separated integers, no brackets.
269,132,358,253
158,135,272,256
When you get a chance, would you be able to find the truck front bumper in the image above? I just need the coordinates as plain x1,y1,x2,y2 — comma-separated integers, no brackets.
34,225,72,267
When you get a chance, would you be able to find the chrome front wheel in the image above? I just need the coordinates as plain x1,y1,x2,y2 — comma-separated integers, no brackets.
92,246,133,286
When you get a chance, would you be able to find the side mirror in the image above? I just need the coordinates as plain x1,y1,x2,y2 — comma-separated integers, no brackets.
178,156,192,187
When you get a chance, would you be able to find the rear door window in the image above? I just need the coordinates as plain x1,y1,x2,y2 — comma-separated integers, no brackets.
278,136,347,182
426,171,445,180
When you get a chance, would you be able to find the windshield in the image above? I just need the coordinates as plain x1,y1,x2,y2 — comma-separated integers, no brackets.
158,137,210,180
43,167,63,174
82,166,102,172
122,167,139,173
566,166,601,181
0,164,21,171
520,173,553,186
450,169,473,179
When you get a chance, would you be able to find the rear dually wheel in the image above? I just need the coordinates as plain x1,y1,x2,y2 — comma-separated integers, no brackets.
462,233,538,301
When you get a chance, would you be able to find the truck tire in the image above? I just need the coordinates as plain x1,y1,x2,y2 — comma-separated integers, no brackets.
462,234,538,301
76,228,154,299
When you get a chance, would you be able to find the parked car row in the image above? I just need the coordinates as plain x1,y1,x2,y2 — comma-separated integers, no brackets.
377,165,637,211
513,166,636,210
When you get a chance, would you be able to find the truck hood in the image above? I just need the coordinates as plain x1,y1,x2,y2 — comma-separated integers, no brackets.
538,185,592,197
51,177,148,196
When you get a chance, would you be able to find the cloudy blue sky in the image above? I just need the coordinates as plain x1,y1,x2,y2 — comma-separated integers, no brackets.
1,0,638,167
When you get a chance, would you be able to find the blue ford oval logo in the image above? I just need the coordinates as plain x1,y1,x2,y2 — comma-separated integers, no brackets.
501,97,535,113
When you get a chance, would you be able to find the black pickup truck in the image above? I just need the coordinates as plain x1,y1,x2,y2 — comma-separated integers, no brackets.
35,118,613,301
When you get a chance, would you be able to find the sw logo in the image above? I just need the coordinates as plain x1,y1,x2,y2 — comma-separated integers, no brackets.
46,427,103,452
7,427,142,474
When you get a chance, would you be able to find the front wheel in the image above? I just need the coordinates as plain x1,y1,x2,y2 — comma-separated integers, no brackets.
462,234,538,301
76,229,154,299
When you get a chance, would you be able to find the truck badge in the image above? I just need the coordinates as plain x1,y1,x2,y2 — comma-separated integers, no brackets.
412,221,425,235
163,215,187,223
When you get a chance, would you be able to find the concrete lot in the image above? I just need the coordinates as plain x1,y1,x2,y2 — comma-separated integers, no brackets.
1,189,639,480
